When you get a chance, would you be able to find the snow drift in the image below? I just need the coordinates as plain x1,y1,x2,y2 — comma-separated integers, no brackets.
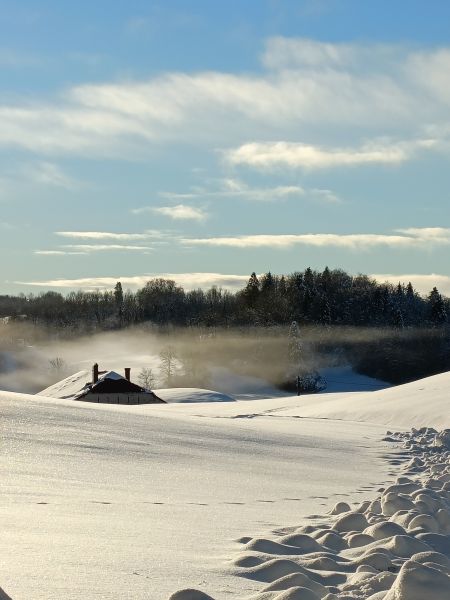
172,427,450,600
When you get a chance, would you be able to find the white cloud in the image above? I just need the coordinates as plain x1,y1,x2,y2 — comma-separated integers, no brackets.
56,231,151,240
224,139,435,171
61,244,153,252
134,204,208,221
182,227,450,250
395,227,450,241
262,37,361,70
372,274,450,297
1,39,450,159
159,179,340,203
15,272,251,290
34,250,87,256
16,271,450,297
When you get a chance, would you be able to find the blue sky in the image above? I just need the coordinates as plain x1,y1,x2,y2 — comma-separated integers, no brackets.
1,0,450,295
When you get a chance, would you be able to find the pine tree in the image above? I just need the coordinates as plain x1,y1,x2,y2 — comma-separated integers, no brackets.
428,287,447,325
114,281,124,306
114,281,124,323
243,272,260,308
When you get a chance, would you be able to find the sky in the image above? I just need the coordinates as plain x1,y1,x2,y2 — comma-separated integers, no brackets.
1,0,450,296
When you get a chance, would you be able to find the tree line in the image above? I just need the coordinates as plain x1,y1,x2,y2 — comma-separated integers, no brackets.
0,268,447,330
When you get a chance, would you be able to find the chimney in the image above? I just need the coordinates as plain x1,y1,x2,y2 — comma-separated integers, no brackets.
92,363,99,384
124,367,131,382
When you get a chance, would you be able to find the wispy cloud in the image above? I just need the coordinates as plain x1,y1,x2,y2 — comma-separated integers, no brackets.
34,250,87,256
36,243,154,255
16,270,450,297
182,227,450,250
0,161,79,195
0,48,44,68
224,139,435,171
15,272,251,290
29,162,78,190
133,204,208,221
1,39,450,159
56,231,151,240
159,178,340,203
262,37,398,71
373,273,450,297
61,244,153,252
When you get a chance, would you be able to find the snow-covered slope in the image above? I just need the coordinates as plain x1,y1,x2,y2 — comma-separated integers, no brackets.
290,370,450,429
319,366,389,393
154,387,235,403
1,371,449,599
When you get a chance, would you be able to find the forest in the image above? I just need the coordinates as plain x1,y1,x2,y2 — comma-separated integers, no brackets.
0,268,449,390
1,267,448,329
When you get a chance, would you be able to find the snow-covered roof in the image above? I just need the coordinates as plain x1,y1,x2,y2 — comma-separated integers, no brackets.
39,369,138,400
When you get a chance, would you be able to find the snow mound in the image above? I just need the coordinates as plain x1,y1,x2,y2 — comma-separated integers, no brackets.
169,427,450,599
291,370,450,429
154,387,235,403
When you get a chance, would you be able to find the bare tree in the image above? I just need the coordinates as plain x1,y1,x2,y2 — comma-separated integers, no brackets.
159,345,177,387
138,367,157,390
48,357,67,374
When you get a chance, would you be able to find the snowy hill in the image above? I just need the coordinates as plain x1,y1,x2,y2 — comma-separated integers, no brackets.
1,370,449,599
291,369,450,429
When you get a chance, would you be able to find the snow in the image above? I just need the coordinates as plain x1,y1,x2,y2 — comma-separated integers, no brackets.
288,370,450,429
209,367,288,400
1,370,449,599
318,366,389,394
37,369,90,399
155,387,235,403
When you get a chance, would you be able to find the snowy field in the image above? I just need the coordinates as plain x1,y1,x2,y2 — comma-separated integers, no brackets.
1,372,449,599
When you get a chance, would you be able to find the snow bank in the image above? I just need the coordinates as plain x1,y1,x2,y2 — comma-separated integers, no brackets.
171,427,450,599
154,387,235,403
290,371,450,430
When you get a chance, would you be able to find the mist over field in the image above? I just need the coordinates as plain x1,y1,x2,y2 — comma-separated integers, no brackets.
1,321,448,396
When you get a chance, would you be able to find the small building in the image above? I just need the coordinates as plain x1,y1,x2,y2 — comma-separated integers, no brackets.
40,364,165,405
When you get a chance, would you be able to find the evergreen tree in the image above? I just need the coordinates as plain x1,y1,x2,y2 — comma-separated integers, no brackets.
243,272,260,309
428,287,447,325
114,281,124,306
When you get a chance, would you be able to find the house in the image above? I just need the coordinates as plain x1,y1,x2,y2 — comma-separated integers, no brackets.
39,363,165,405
